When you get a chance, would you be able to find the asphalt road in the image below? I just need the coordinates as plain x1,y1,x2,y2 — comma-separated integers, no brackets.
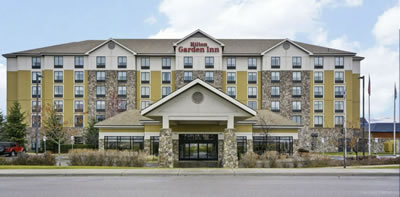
0,176,398,197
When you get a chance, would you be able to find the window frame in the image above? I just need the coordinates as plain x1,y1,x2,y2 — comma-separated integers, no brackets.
96,56,106,68
54,56,63,68
205,56,214,68
74,56,84,68
117,56,127,68
271,56,280,69
184,56,193,68
292,56,302,68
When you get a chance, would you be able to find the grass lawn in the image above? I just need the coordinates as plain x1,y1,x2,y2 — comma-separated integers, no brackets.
0,165,159,170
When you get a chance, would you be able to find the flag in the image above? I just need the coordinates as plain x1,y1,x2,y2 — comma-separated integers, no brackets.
395,83,397,100
368,75,371,96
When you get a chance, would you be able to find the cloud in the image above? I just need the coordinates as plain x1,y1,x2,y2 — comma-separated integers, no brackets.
372,1,400,46
144,15,157,25
344,0,363,7
0,63,6,113
310,28,360,52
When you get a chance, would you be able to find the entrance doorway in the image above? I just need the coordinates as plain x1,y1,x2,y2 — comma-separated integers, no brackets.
179,134,218,160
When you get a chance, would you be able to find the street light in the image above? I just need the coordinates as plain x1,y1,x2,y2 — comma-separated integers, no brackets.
35,74,42,155
43,135,46,153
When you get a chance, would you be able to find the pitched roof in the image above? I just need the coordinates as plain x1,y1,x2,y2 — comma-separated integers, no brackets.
247,110,301,127
360,122,400,133
95,110,151,128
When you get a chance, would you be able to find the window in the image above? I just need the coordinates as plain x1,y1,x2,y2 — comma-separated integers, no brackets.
248,72,257,84
75,71,84,83
227,72,236,84
117,86,127,97
237,136,247,159
227,57,236,69
74,115,84,128
205,56,214,68
96,115,105,122
54,100,63,112
54,71,63,83
162,87,171,98
292,87,301,97
117,100,127,112
335,116,344,127
96,86,105,97
314,101,323,113
248,87,257,98
96,100,105,112
184,56,193,68
32,86,41,98
314,116,323,127
227,87,236,98
248,58,257,69
205,71,214,82
335,71,344,83
141,72,150,83
162,72,171,84
75,56,84,68
141,57,150,69
74,86,84,98
253,136,293,155
54,56,63,68
292,72,301,82
314,56,324,69
271,56,280,68
271,101,280,112
248,101,257,110
292,101,301,112
335,56,344,69
271,86,280,97
118,56,127,68
54,86,63,98
150,136,159,156
104,136,144,151
141,87,150,98
32,115,41,127
314,86,323,98
335,86,345,98
32,101,41,113
117,71,127,82
141,101,150,110
184,71,192,82
96,71,106,82
335,101,344,113
292,115,301,124
292,56,302,68
162,57,171,69
74,100,84,112
314,72,323,83
271,72,280,83
32,57,41,69
32,72,41,83
96,56,106,68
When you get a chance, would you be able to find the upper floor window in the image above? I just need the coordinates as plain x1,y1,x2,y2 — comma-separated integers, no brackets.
271,86,280,97
162,57,171,69
271,72,280,83
292,87,301,97
314,56,324,69
141,72,150,84
96,115,105,122
248,58,257,69
32,101,41,113
335,56,344,69
32,72,41,84
75,71,84,83
74,86,84,98
335,86,345,98
74,100,84,112
314,86,323,98
117,86,127,97
162,72,171,84
227,57,236,69
335,71,344,83
96,56,106,68
292,101,302,112
96,100,105,112
141,101,150,110
205,71,214,82
96,86,105,97
117,100,127,112
314,101,323,113
32,115,41,127
184,71,193,82
162,86,171,98
54,71,63,83
32,57,41,69
314,72,323,83
314,116,323,127
248,101,257,110
292,115,301,124
271,101,280,112
292,72,301,82
227,87,236,98
118,56,127,68
117,71,127,82
292,56,302,68
248,87,257,98
75,115,84,128
141,57,150,69
335,116,344,127
205,56,214,68
227,72,236,84
32,86,41,98
75,56,84,68
96,71,106,82
271,56,280,69
54,100,63,112
184,56,193,68
335,101,344,113
54,56,63,68
141,87,150,98
54,86,63,98
248,72,257,84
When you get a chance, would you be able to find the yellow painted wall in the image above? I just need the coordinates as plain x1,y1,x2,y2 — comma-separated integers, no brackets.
41,70,53,123
235,125,252,132
150,71,161,102
171,71,176,92
144,125,162,132
100,128,145,133
253,128,298,133
63,70,74,127
7,72,17,112
324,71,334,128
352,73,360,129
236,71,247,105
15,71,31,125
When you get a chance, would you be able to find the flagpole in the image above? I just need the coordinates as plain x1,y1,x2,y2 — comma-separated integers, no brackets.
368,76,371,156
394,83,397,155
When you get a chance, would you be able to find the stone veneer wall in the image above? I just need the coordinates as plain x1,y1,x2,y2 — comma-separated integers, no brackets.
175,70,223,90
222,128,238,168
159,128,174,168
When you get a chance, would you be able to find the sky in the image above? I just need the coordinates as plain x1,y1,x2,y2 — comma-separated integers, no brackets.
0,0,399,122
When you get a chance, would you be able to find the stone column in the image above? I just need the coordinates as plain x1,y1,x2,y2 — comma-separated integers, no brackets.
99,139,104,150
223,128,238,168
159,128,174,168
247,139,253,153
144,139,150,155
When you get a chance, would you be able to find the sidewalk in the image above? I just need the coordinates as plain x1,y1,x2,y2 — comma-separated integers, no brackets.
0,166,398,177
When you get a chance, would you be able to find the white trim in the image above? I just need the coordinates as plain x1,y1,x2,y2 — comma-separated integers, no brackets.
144,132,160,139
261,39,313,55
173,29,225,47
95,125,144,129
99,132,144,139
171,132,225,140
252,132,299,140
85,39,137,55
141,79,257,116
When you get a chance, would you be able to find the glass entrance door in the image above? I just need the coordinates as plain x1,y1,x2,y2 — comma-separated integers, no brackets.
179,134,218,160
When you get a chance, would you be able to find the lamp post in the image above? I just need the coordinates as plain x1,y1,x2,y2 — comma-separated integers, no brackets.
71,136,74,151
359,76,365,159
43,135,46,153
35,74,42,155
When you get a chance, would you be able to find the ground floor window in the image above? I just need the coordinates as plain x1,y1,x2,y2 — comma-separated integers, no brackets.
179,134,218,160
253,136,293,155
237,136,247,159
104,136,144,151
150,136,159,156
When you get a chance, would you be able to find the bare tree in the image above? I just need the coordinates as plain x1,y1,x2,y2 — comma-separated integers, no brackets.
106,91,123,118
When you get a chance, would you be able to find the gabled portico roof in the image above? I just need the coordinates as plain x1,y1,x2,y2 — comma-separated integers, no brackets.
141,79,257,116
173,29,225,47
